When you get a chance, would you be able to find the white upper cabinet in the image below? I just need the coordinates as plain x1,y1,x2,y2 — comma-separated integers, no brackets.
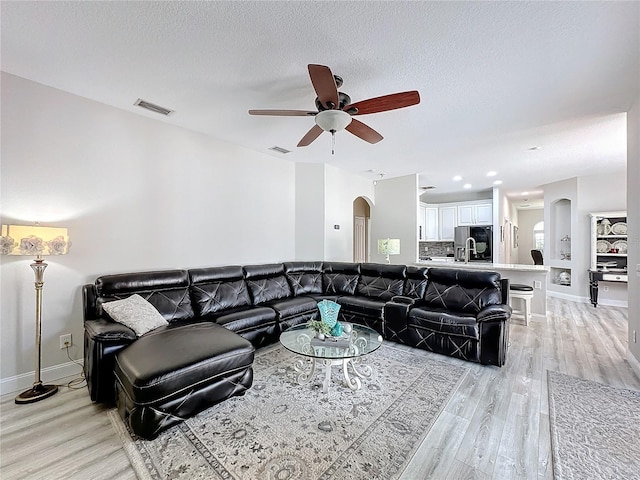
457,203,492,226
419,203,439,241
425,207,439,241
439,206,457,241
419,200,492,240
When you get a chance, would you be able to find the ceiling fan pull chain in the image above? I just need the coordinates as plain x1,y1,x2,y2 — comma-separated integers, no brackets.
331,130,336,155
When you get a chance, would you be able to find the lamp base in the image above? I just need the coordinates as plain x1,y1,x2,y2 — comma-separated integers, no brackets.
15,382,58,404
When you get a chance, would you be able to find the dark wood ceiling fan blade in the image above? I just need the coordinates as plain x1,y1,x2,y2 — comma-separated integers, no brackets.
345,119,383,144
248,109,316,116
308,64,339,110
345,91,420,115
297,125,324,147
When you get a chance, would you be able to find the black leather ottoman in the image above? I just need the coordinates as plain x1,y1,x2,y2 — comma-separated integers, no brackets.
114,322,254,440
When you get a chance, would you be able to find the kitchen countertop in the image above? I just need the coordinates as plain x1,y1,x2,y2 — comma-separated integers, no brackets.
414,260,549,273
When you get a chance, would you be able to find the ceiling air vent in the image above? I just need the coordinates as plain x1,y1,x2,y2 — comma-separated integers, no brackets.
134,98,174,116
269,146,291,154
420,185,436,190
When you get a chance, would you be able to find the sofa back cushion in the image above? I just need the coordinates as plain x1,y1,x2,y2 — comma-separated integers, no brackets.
188,266,252,317
244,263,292,304
356,263,406,300
95,270,194,323
323,262,361,295
404,266,429,299
423,268,503,314
284,262,323,296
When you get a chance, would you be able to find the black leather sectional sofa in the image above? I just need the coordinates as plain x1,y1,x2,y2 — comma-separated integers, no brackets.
83,262,511,439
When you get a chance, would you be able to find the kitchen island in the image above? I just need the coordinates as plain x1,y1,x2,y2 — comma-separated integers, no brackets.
414,260,549,319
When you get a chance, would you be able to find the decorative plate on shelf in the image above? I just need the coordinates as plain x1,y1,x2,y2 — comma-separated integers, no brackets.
612,240,627,254
611,222,627,235
596,240,611,253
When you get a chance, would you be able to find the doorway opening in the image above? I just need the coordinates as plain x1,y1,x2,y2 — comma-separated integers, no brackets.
353,197,371,262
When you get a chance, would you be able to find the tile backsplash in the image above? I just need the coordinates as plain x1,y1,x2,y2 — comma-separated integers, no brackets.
419,241,454,259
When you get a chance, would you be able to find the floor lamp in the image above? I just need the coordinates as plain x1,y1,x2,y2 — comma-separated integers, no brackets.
1,224,71,404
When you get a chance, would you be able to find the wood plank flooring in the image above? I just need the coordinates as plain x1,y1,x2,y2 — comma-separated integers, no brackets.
1,298,638,479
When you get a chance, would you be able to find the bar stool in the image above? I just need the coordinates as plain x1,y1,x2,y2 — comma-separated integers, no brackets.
509,283,534,326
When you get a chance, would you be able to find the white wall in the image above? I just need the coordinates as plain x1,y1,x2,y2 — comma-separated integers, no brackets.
370,175,419,265
543,173,627,304
294,163,325,260
517,208,544,265
0,73,297,389
627,96,640,369
293,163,374,262
323,164,374,262
544,177,579,298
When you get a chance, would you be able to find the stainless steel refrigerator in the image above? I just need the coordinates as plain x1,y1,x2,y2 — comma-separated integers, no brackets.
454,226,493,262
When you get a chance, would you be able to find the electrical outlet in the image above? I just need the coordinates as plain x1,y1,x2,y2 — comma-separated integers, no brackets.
534,281,542,289
60,333,72,349
603,285,609,292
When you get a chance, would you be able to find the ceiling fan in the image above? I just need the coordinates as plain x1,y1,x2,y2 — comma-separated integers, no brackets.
249,64,420,153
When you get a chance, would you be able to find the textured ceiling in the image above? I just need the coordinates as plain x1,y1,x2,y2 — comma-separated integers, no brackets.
2,1,638,201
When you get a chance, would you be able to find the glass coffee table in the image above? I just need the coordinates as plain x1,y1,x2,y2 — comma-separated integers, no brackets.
279,323,383,393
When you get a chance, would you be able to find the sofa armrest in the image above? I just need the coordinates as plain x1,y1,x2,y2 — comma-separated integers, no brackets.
383,298,416,344
84,318,137,342
477,304,512,323
390,295,416,305
84,319,136,404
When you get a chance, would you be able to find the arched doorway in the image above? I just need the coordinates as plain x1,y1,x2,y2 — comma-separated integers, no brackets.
353,197,371,262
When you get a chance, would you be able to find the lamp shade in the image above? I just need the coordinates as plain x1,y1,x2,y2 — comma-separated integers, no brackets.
315,110,352,132
377,238,400,255
1,225,70,257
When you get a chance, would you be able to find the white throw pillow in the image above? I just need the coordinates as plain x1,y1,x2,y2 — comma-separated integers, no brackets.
102,294,168,336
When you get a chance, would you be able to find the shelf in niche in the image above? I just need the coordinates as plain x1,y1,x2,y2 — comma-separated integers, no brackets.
550,267,571,287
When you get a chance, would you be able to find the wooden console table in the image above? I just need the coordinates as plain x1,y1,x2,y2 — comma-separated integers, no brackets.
588,269,628,307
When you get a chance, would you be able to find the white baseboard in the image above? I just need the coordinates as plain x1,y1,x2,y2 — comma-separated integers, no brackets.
547,291,628,308
628,350,640,381
0,360,84,396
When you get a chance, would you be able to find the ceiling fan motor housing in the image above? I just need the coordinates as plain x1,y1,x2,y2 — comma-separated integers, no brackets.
315,92,352,111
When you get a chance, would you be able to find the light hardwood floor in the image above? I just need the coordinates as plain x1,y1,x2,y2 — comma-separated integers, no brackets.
1,297,639,480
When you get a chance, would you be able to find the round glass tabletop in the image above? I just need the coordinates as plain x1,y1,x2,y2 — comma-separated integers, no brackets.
279,322,383,360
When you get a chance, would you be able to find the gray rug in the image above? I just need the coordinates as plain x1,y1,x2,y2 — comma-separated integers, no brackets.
110,343,467,480
547,371,640,480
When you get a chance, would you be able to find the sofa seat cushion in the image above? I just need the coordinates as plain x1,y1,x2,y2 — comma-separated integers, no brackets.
408,307,479,339
114,322,254,405
338,296,386,319
266,296,318,320
212,306,277,334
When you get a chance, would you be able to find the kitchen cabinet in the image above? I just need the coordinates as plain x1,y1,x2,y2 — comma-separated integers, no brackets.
418,203,438,241
418,200,491,241
425,206,438,241
439,206,457,241
457,203,492,226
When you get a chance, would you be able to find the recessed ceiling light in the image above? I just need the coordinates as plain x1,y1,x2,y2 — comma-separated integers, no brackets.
493,180,503,185
453,175,462,181
528,146,541,151
521,191,529,195
463,183,472,189
486,171,497,177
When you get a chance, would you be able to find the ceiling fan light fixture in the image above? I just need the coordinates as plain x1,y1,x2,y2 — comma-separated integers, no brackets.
315,110,352,132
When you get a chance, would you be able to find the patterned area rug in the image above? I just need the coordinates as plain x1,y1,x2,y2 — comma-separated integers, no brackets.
109,343,467,480
547,371,640,480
